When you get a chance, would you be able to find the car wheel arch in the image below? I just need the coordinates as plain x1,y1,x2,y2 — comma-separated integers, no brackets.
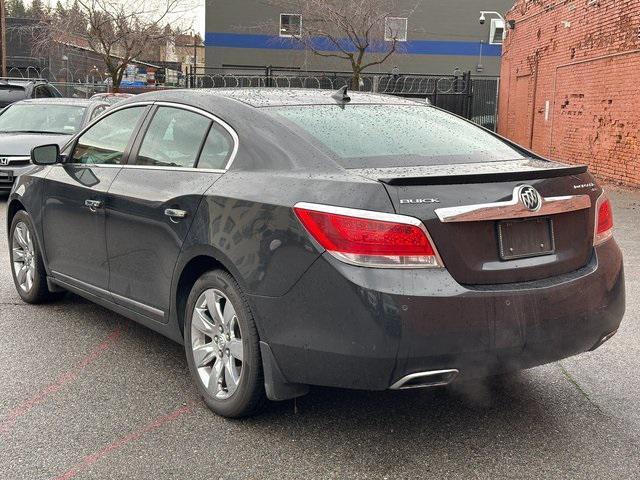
172,246,250,338
173,250,308,404
7,199,26,232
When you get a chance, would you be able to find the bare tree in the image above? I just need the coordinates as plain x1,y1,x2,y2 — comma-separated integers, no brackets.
31,0,189,90
266,0,409,89
79,0,191,91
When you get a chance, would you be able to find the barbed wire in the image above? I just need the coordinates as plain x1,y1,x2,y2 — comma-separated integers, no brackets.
4,66,485,96
191,74,471,95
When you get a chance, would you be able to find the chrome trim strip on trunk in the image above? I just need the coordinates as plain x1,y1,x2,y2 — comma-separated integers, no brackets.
435,187,591,223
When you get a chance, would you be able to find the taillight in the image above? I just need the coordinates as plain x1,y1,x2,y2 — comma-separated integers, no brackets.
594,193,614,245
294,202,443,268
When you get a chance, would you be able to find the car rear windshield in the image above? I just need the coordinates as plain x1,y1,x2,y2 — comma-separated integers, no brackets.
0,85,26,107
266,104,526,168
0,104,86,134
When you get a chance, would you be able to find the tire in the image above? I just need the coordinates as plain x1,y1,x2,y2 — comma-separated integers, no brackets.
184,269,266,418
9,210,65,304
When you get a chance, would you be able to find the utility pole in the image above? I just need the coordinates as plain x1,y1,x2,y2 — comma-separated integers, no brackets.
0,0,7,77
191,31,198,86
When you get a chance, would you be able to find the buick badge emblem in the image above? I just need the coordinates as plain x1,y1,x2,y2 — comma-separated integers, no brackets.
518,185,542,212
0,157,8,166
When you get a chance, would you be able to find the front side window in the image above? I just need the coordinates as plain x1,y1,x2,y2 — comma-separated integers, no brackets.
267,104,525,168
136,107,211,168
0,104,86,134
197,123,234,170
385,17,408,42
71,106,145,165
280,14,302,37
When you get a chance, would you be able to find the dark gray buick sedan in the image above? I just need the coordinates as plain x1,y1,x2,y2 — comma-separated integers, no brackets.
6,88,625,417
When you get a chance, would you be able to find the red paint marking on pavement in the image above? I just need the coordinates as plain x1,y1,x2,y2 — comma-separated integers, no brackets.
0,326,123,435
52,404,193,480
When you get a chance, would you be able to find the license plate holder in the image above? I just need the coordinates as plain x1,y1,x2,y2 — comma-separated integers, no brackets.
0,170,13,179
498,217,555,260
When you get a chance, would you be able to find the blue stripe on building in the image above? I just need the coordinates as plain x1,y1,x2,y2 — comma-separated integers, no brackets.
205,33,502,57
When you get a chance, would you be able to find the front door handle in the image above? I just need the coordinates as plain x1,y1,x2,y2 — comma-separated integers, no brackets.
85,199,103,212
165,208,188,222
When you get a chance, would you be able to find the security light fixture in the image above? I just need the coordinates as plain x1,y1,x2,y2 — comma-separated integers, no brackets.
479,10,514,28
479,11,511,45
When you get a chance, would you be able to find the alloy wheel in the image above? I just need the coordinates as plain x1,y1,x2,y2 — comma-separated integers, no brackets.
190,289,244,400
12,222,36,293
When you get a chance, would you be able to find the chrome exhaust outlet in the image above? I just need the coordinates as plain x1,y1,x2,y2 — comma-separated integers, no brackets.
589,329,618,351
390,369,460,390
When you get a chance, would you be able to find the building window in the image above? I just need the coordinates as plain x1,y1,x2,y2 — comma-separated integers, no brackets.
280,14,302,37
385,17,408,42
489,18,505,45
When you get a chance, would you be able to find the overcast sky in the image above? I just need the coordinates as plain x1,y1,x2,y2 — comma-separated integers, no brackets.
23,0,207,36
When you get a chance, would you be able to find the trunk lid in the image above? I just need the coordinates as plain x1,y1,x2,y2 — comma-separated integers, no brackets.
353,159,598,285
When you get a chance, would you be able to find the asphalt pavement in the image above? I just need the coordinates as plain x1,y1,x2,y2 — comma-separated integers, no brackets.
0,188,638,480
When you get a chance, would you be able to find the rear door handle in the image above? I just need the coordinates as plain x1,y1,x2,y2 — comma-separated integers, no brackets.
164,208,188,222
85,199,103,212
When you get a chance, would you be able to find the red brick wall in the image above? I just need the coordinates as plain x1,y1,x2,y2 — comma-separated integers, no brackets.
498,0,640,187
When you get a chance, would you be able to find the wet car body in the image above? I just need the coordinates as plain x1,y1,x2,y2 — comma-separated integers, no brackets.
7,89,625,402
0,98,110,193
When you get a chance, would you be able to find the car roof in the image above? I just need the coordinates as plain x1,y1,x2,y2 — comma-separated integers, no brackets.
126,88,425,108
14,98,105,107
201,88,424,107
92,92,134,97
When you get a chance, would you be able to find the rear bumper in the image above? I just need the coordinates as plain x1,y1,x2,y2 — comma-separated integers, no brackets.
250,239,625,391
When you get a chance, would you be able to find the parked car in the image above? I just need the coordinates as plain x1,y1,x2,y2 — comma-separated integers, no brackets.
6,88,625,418
0,78,62,108
89,92,135,105
0,98,110,193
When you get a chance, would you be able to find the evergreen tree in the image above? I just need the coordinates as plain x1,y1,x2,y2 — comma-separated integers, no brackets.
67,0,87,34
6,0,27,18
27,0,46,19
55,0,67,20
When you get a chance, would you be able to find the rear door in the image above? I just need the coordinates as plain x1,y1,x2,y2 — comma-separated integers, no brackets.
106,103,236,321
42,105,149,291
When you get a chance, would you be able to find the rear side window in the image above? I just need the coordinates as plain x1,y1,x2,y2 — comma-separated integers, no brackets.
71,106,145,165
136,107,211,168
197,123,234,170
266,105,525,168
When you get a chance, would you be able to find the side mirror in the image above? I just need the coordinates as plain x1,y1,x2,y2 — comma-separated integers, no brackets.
31,144,61,165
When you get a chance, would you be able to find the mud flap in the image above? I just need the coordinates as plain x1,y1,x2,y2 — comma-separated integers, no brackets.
260,341,309,401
